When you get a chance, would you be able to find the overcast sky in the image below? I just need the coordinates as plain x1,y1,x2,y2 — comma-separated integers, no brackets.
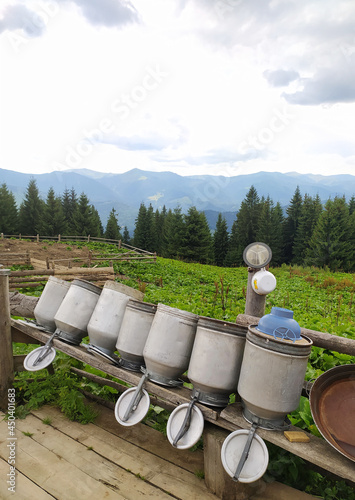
1,0,355,178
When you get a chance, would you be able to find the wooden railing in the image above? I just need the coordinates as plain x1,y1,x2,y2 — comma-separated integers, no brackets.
1,270,355,498
0,234,157,267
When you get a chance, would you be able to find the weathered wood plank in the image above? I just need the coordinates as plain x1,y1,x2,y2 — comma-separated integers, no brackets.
29,406,218,500
12,326,40,343
13,412,173,500
0,457,56,500
0,417,127,499
236,313,355,356
89,402,205,475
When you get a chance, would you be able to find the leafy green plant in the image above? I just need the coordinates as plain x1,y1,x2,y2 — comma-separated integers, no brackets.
143,405,169,434
13,368,98,424
288,396,321,437
266,444,355,500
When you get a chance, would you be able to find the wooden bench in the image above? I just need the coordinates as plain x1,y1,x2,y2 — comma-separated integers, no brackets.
1,269,354,498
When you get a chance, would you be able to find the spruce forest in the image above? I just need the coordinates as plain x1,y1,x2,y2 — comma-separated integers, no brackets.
1,179,355,271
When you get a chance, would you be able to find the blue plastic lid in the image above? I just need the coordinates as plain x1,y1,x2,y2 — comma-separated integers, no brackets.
256,307,301,342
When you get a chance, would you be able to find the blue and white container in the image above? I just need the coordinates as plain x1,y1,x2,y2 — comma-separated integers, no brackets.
237,308,312,428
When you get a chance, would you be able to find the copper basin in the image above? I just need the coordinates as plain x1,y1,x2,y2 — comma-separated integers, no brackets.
310,364,355,462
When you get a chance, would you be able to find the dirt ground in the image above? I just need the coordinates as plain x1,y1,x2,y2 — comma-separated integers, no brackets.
0,239,90,262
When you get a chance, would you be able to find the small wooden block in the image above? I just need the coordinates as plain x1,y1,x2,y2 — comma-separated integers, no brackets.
284,431,311,443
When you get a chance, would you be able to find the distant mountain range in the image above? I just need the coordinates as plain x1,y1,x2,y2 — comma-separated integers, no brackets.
1,167,354,233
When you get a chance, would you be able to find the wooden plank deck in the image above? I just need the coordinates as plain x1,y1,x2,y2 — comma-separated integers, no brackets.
0,403,217,500
0,403,318,500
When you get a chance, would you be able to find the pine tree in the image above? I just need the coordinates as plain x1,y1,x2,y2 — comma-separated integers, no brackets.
62,188,78,235
223,218,239,267
89,206,103,237
256,197,284,266
72,193,101,237
270,202,284,266
348,195,355,215
0,184,19,234
213,213,229,266
283,186,303,263
226,186,261,266
162,206,185,258
145,204,156,252
122,226,131,245
154,206,167,256
293,194,323,265
18,179,45,235
180,206,213,263
105,208,121,240
133,203,148,249
42,187,67,236
305,196,353,271
255,197,273,245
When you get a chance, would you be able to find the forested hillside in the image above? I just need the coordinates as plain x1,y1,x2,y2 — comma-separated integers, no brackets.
1,180,354,271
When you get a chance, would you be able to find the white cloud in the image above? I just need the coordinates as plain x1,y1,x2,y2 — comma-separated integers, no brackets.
0,0,354,178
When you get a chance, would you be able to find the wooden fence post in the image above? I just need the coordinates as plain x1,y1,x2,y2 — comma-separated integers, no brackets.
118,240,121,249
244,267,266,317
37,234,39,243
58,234,61,242
0,269,14,411
1,233,3,239
203,423,267,499
87,235,91,243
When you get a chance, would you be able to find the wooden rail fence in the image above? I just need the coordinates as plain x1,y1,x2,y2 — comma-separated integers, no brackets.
0,234,157,266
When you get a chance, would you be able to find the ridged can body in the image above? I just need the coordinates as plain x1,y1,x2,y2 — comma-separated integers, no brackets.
116,299,157,364
187,317,246,406
34,276,70,332
237,326,312,424
143,303,198,384
87,281,143,355
54,279,101,344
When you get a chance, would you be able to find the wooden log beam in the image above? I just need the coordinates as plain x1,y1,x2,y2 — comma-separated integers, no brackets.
236,313,355,356
10,267,114,277
0,269,14,411
9,291,39,318
10,277,50,283
245,267,266,317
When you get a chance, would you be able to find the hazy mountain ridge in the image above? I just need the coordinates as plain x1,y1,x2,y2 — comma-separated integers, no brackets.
1,167,354,233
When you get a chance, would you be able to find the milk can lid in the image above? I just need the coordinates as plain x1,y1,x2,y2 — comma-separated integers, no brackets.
166,403,204,450
114,387,150,427
23,346,57,371
221,429,269,483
